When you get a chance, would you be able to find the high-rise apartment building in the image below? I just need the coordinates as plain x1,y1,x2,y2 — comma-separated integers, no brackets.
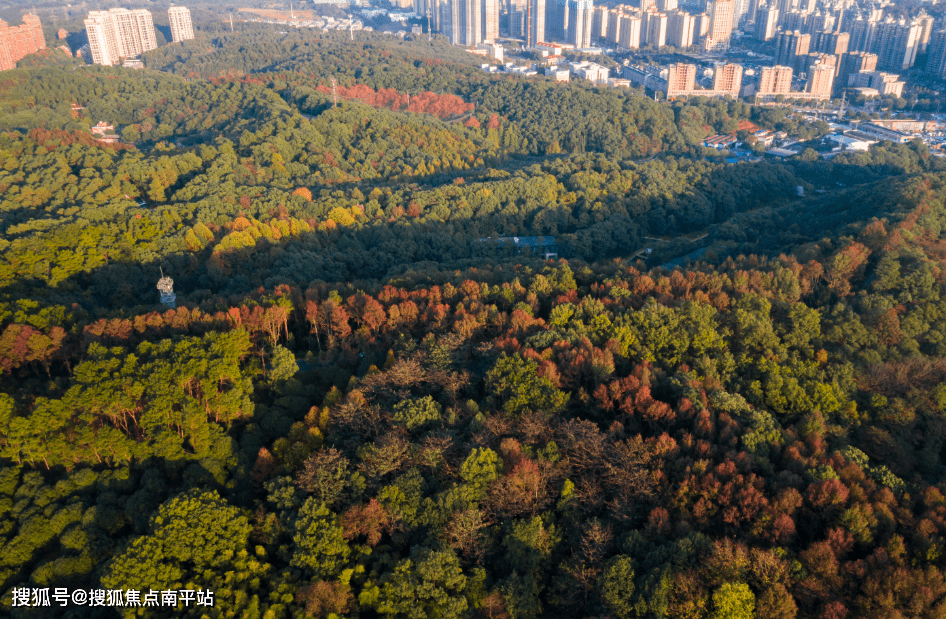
840,50,877,86
813,30,848,56
667,10,696,48
695,12,710,40
85,8,157,66
848,16,878,53
642,10,667,48
801,52,836,78
744,0,760,27
873,19,921,72
591,6,608,39
545,0,568,42
779,10,806,33
916,10,934,54
483,0,499,41
566,0,594,48
732,0,750,31
0,14,45,71
666,62,696,95
927,29,946,80
774,29,810,74
757,65,793,97
702,0,734,51
618,13,642,49
606,9,622,42
442,0,498,45
754,5,778,41
806,11,834,34
657,0,678,11
712,62,742,96
168,7,194,43
806,61,834,98
444,0,482,45
526,0,546,46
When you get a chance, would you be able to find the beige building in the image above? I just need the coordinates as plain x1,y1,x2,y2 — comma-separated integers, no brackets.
618,13,642,49
801,52,836,75
445,0,498,45
591,6,608,39
813,30,848,56
774,29,810,74
702,0,734,51
642,10,667,48
874,19,921,72
168,7,194,43
666,62,696,95
757,65,793,97
712,62,742,96
85,8,157,66
806,62,834,99
842,50,877,86
0,14,46,72
917,11,935,54
851,70,904,97
483,0,499,41
926,29,946,80
666,10,695,48
753,5,777,41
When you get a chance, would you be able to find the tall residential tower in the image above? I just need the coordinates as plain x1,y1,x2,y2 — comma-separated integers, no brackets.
84,8,157,66
702,0,734,51
0,14,45,71
168,7,194,43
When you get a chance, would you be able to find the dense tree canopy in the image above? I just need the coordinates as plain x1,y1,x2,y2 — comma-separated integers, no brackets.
3,23,946,619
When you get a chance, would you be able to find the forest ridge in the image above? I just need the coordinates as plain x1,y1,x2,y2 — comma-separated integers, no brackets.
2,23,946,619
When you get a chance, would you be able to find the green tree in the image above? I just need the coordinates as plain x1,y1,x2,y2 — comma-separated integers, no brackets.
103,490,251,591
459,447,501,497
711,583,755,619
485,353,568,415
599,556,636,619
364,548,470,619
292,498,351,578
393,396,442,431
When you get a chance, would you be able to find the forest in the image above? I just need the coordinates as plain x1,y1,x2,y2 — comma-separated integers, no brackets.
3,23,946,619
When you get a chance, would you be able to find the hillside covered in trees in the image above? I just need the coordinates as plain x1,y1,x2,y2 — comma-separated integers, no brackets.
3,23,946,619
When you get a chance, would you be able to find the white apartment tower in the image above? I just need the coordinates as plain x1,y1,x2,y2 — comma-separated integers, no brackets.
444,0,498,45
642,10,668,48
84,8,157,66
566,0,594,49
482,0,499,41
168,7,194,43
702,0,734,51
753,5,777,41
618,13,642,49
667,10,695,48
873,19,921,72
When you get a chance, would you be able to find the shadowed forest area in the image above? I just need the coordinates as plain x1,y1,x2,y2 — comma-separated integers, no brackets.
3,24,946,619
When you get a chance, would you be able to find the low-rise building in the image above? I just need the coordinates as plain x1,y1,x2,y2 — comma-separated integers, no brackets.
855,124,910,143
828,133,874,150
547,66,570,81
850,70,904,98
703,134,737,149
753,130,775,146
571,61,609,83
